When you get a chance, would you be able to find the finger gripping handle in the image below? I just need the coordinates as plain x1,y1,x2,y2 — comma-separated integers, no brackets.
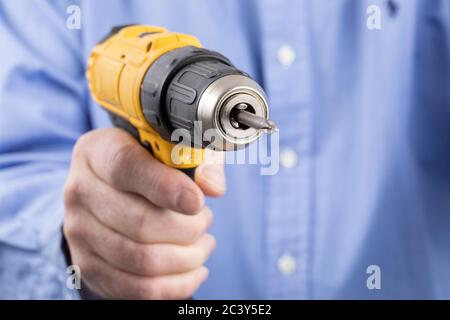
108,111,197,180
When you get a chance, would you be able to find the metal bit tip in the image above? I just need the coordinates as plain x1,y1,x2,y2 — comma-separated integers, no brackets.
233,109,278,134
263,120,279,134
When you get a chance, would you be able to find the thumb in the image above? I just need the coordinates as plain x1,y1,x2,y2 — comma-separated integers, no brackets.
195,149,226,197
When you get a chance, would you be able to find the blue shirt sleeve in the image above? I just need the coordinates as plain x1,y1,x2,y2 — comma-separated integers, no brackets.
0,0,87,299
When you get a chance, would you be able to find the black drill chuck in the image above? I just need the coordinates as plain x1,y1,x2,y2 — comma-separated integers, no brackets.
141,46,273,151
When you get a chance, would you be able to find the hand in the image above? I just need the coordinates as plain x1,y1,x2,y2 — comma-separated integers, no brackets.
63,128,225,299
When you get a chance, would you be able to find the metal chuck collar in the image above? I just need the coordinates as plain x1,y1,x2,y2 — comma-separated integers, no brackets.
141,46,277,151
197,74,277,151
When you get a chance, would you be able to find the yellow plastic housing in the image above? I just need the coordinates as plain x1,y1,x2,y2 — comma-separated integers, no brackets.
86,25,204,168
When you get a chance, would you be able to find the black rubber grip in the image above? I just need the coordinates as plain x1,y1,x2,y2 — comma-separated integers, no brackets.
165,59,244,146
108,111,197,180
140,46,245,143
180,167,196,180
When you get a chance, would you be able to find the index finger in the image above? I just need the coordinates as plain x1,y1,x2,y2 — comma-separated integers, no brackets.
80,128,205,214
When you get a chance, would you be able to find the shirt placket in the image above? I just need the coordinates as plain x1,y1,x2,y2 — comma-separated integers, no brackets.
259,0,314,299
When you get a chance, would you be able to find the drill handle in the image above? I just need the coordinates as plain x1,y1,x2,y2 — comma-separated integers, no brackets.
179,167,196,180
107,111,197,180
107,112,140,141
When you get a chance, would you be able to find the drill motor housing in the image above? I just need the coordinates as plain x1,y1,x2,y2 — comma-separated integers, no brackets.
87,25,271,169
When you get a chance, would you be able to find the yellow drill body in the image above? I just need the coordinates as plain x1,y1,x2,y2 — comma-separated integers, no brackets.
86,25,204,168
86,25,275,173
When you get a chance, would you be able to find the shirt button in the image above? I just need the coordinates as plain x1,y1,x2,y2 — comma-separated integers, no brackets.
277,44,296,67
277,253,297,276
280,148,298,169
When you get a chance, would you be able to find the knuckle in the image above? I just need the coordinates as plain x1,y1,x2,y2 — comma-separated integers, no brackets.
62,219,75,240
72,132,94,158
63,215,83,241
63,176,86,207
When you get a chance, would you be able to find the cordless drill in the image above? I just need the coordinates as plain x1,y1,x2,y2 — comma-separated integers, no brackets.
86,25,277,177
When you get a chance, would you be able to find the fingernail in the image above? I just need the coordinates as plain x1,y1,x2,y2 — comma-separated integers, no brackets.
176,189,203,214
199,165,225,192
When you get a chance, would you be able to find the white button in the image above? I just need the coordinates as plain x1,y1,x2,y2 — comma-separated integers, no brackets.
277,45,296,67
277,253,297,276
280,148,298,169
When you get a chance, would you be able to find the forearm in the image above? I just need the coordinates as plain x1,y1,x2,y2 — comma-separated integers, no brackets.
0,161,78,299
0,0,89,298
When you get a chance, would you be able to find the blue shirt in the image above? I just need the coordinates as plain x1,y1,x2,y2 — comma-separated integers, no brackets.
1,0,450,299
